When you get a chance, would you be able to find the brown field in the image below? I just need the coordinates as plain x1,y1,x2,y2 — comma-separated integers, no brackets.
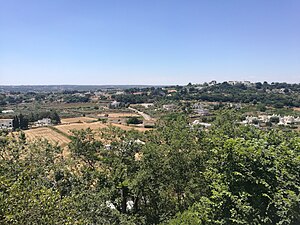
23,117,152,147
25,127,71,146
55,122,108,134
293,107,300,112
112,123,151,132
56,121,150,134
61,116,96,124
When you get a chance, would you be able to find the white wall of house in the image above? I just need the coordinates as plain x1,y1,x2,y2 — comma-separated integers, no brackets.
0,119,13,129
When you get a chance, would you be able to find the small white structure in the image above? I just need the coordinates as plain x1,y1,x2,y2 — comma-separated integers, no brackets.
192,120,211,128
34,118,51,127
139,103,154,108
94,91,104,96
243,81,252,87
109,100,121,108
228,81,239,85
134,139,145,145
104,144,111,150
1,109,14,114
0,119,13,130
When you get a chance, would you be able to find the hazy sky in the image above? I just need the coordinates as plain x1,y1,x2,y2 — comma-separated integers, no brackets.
0,0,299,85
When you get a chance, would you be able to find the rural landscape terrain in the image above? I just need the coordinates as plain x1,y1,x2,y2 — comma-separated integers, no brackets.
1,0,300,224
1,81,300,224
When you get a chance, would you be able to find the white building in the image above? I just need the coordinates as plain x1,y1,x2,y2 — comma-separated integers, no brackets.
192,120,211,128
115,91,125,95
1,109,14,114
109,100,121,108
241,114,300,126
243,81,252,87
34,118,51,127
0,119,13,130
228,81,239,85
139,103,154,108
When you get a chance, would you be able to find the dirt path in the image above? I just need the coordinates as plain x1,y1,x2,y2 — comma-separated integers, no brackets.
128,107,152,121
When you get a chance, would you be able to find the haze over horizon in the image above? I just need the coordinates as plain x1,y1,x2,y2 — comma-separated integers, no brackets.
1,0,300,85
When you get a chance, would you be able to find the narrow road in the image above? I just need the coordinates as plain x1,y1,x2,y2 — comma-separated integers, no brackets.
128,107,152,121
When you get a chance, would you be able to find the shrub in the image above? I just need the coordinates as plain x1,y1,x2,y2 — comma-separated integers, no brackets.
126,117,142,125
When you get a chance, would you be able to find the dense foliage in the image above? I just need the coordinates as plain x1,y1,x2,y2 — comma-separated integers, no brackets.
126,117,143,125
111,82,300,108
0,111,299,224
12,114,29,130
191,82,300,107
27,111,61,124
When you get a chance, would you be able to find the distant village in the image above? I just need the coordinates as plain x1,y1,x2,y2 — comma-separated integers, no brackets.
1,81,300,131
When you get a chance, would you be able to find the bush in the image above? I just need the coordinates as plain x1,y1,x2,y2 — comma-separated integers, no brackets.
98,118,107,123
270,116,279,123
126,117,142,125
144,124,155,128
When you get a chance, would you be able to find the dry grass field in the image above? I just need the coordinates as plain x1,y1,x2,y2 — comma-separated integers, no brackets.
61,116,96,124
55,122,108,134
25,127,71,146
56,121,150,134
112,123,151,132
23,117,152,148
293,107,300,112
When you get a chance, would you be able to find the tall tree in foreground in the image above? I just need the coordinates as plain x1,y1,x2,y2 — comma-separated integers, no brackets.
0,112,299,224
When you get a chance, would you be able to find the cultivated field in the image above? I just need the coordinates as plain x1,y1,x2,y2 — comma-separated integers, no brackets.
24,117,152,147
56,121,151,134
61,116,96,124
25,127,70,146
55,122,108,135
112,123,151,132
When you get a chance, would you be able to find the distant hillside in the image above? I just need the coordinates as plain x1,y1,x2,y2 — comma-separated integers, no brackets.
0,85,163,93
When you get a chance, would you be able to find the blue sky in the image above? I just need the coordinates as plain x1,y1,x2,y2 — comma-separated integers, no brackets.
0,0,299,85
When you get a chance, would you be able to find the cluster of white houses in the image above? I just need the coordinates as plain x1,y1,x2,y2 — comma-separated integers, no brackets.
33,118,52,127
241,114,300,126
0,118,52,130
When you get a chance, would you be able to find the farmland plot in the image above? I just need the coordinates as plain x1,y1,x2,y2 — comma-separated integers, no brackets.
25,127,70,146
56,121,150,134
55,122,108,135
61,116,96,124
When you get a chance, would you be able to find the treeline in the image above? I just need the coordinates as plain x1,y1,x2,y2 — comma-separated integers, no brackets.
27,111,60,124
169,82,300,107
12,114,29,130
113,93,150,104
11,111,60,130
63,95,90,103
0,111,299,224
193,92,298,107
0,91,91,105
112,88,166,104
111,82,300,108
